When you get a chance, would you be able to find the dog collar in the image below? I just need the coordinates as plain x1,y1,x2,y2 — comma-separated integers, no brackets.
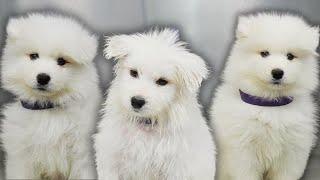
20,100,55,110
239,90,293,107
138,118,158,126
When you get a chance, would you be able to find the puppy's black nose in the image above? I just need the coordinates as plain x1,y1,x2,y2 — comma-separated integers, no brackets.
271,68,284,80
37,73,51,85
131,96,146,109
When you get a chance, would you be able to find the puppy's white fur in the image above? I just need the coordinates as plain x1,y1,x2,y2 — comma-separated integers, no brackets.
1,13,101,179
211,13,319,180
94,29,216,180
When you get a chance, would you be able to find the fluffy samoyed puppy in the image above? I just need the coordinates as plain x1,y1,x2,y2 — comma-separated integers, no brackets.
94,29,216,180
211,13,319,180
1,13,101,179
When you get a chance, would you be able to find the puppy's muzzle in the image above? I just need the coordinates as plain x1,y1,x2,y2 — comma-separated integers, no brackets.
131,96,146,110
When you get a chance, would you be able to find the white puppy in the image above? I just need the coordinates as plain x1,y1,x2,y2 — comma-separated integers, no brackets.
94,29,216,180
1,14,101,179
211,13,319,180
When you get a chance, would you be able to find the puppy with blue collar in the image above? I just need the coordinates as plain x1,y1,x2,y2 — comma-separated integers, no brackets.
1,13,101,179
211,13,319,180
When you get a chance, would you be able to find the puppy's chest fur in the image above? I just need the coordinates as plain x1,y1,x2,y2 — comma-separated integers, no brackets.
238,104,313,149
116,121,186,179
215,89,316,166
2,104,82,178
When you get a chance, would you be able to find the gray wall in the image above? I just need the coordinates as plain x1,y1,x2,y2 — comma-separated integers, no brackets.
0,0,319,179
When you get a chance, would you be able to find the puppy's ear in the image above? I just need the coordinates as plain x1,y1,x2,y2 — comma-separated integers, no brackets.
6,18,21,40
236,16,251,39
310,26,320,52
104,35,130,60
176,53,209,93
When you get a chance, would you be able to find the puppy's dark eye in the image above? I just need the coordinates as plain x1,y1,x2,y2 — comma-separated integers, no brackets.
57,57,68,66
287,53,296,60
130,69,138,78
260,51,270,58
29,53,39,60
156,78,168,86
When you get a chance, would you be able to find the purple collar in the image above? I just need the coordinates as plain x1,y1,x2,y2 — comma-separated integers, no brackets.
21,100,55,110
239,90,293,107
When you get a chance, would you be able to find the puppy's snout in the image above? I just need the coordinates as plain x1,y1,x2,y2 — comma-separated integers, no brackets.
37,73,51,85
131,96,146,109
271,68,284,80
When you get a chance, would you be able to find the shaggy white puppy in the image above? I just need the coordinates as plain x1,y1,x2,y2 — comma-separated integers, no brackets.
211,13,319,180
94,29,216,180
1,13,101,179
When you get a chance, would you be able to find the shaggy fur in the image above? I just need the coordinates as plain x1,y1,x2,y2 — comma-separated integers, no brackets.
94,29,216,180
1,13,101,179
210,13,319,180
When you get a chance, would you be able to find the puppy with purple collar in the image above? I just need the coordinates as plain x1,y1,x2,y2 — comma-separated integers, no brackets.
94,29,216,180
211,13,319,180
1,14,101,179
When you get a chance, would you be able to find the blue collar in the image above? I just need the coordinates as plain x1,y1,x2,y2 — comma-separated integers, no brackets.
239,90,293,107
21,100,55,110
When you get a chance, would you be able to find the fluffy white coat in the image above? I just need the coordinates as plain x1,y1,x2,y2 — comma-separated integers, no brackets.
211,13,319,180
1,14,101,179
94,29,216,180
